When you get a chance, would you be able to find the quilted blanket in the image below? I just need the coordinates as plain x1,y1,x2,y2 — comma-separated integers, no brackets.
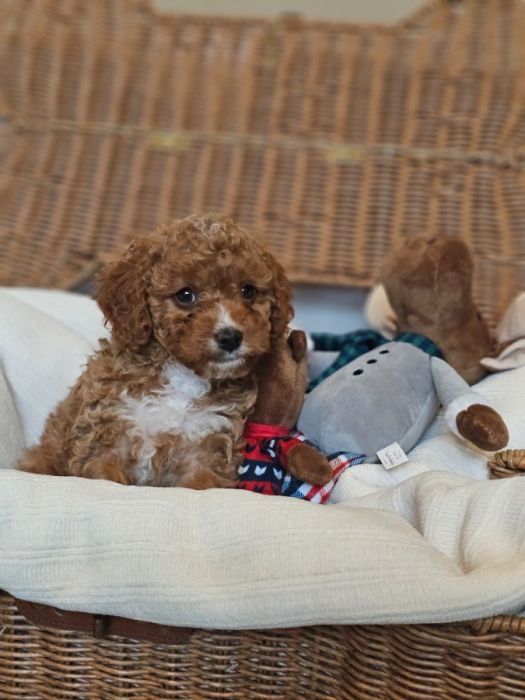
0,288,525,629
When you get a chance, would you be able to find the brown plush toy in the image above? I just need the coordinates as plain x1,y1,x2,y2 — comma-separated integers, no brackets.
381,236,493,385
381,235,506,450
236,330,332,496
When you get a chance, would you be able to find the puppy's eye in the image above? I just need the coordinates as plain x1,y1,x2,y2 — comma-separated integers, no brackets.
241,284,257,301
174,287,197,307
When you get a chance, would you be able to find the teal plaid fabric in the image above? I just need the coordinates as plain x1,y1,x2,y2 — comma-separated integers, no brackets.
308,330,443,391
395,332,443,360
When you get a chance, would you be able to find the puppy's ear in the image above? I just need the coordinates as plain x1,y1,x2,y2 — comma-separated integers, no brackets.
95,237,157,350
266,254,294,340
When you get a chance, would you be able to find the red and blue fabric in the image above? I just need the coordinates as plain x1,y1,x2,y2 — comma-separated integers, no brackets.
237,422,366,503
281,450,366,503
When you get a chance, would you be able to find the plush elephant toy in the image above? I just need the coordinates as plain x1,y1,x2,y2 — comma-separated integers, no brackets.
298,237,509,462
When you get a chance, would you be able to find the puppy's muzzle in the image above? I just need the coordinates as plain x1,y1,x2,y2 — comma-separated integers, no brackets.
215,327,243,353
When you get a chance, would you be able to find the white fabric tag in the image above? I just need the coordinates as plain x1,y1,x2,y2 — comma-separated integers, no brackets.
377,442,408,469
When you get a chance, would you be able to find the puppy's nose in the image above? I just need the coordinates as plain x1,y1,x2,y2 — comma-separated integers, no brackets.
215,327,243,353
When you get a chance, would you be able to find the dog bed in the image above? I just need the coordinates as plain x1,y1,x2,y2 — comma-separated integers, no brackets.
1,287,525,631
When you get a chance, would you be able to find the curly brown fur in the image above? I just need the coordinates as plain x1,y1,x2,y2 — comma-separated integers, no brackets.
18,214,293,488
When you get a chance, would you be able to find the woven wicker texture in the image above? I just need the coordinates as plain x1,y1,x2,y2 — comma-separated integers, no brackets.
1,0,525,320
1,592,525,699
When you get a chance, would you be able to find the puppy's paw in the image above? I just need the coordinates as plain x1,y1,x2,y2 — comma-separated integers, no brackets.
456,404,509,452
287,444,333,485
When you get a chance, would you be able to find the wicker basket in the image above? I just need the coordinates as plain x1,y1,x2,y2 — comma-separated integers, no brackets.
2,0,525,322
1,592,525,699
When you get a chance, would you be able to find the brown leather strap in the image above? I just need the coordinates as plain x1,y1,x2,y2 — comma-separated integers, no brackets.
15,598,195,645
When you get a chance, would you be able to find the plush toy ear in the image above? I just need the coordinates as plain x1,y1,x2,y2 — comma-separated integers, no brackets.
288,330,307,363
95,238,157,350
262,253,293,340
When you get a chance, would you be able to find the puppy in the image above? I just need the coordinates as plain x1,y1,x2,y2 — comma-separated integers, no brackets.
18,214,293,488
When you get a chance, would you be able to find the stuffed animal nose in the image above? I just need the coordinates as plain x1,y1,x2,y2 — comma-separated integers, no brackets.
215,327,243,352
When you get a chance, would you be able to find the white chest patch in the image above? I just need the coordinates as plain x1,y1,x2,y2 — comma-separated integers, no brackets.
116,362,233,484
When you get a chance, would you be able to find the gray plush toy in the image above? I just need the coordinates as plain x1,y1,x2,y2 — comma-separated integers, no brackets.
298,340,509,463
299,236,510,464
